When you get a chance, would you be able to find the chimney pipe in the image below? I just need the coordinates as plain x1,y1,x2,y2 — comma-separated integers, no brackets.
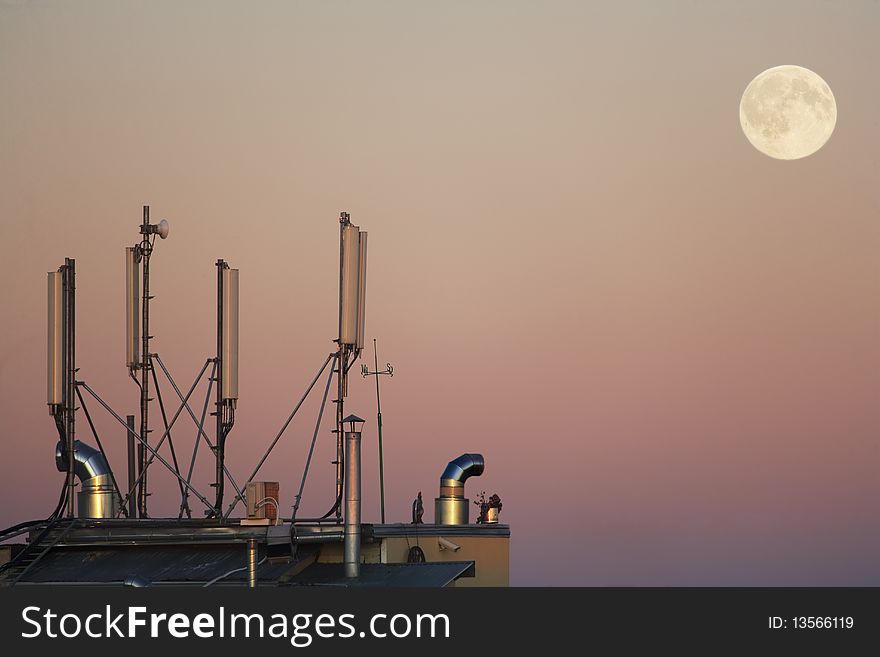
435,453,484,525
344,427,362,578
56,439,119,519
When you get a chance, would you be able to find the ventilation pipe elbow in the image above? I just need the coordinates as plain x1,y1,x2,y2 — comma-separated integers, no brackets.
440,453,484,490
435,453,484,525
56,440,118,519
56,439,110,482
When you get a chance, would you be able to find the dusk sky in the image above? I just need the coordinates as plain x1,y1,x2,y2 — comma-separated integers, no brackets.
2,1,879,585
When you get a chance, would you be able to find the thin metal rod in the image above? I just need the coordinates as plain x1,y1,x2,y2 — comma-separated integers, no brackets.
292,356,336,520
128,358,212,507
150,363,186,505
335,212,347,524
335,345,347,522
121,379,212,513
128,371,142,517
153,354,245,517
372,339,386,523
222,352,334,520
76,377,216,514
64,259,76,517
75,386,127,516
182,360,217,519
215,259,225,513
126,415,136,518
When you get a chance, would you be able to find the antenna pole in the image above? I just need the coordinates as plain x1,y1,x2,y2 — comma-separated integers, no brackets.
126,414,136,518
335,344,347,522
361,339,393,524
138,206,152,518
64,258,76,517
335,212,350,522
215,259,225,516
373,339,386,523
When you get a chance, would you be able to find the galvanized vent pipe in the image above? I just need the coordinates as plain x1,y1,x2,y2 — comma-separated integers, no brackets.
435,453,484,525
343,417,363,578
55,439,119,519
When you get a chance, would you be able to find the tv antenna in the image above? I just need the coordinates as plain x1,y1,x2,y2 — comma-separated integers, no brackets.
361,339,393,523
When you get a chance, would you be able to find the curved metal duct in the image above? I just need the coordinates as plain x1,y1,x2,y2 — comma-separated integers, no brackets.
56,440,119,519
440,453,484,490
435,453,484,525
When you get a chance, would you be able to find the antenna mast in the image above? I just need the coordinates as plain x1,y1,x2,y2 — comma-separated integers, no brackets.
127,205,170,518
64,258,76,517
138,207,152,517
335,212,368,521
361,339,393,523
335,213,348,522
214,259,239,515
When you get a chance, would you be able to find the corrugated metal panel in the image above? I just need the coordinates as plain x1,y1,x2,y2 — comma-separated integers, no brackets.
16,544,474,587
17,544,298,585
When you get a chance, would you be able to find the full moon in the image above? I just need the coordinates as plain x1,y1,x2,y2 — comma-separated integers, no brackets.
739,65,837,160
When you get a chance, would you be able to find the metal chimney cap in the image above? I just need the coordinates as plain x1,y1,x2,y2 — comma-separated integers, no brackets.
342,414,366,424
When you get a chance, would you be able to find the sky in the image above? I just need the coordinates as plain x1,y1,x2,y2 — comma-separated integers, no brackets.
1,0,879,585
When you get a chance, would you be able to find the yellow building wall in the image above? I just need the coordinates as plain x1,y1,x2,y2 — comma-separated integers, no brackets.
317,532,509,587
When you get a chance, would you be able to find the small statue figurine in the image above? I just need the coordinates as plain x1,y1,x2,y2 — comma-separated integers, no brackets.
411,491,424,524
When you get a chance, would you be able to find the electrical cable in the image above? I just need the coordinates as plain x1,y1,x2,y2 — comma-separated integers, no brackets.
202,556,267,587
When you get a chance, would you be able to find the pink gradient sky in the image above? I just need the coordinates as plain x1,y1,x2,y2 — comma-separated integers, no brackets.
2,1,879,585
